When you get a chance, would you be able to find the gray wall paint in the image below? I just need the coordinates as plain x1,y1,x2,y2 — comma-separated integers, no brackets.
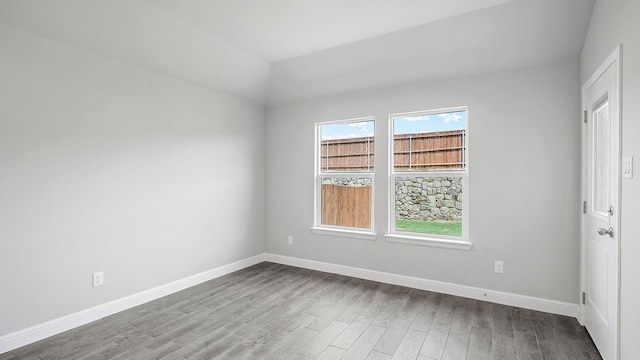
0,25,266,335
581,1,640,358
266,59,581,303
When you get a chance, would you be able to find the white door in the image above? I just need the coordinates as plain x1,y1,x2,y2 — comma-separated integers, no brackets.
582,46,620,360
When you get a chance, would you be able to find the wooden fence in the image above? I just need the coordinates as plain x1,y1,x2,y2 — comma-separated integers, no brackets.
320,129,466,171
394,130,466,170
320,136,375,171
322,184,371,228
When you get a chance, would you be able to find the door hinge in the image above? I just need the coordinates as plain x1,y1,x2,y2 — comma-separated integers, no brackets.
583,201,587,214
583,110,588,123
582,291,586,305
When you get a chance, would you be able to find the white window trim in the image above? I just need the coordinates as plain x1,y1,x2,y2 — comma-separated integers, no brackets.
384,233,471,250
311,226,377,241
385,107,471,250
312,117,376,239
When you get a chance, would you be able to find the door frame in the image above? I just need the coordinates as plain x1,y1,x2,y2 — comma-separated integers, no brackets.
579,44,622,359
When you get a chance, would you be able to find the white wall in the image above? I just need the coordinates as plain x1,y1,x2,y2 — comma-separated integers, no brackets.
0,25,266,336
266,59,581,303
581,1,640,359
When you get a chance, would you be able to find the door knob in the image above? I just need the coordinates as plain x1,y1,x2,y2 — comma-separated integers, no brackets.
597,227,614,237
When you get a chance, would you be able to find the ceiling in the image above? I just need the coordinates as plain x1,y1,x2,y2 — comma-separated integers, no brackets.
148,0,514,62
267,0,595,104
0,0,594,104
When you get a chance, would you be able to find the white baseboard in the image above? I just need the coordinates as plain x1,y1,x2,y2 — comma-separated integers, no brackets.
265,253,579,318
0,254,265,354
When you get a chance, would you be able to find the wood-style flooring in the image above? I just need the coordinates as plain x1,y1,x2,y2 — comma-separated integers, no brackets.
1,262,602,360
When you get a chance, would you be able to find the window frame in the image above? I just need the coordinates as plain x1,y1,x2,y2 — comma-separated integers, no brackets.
385,107,471,250
311,117,377,240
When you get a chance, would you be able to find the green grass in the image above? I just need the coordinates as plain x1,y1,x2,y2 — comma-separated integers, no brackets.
395,219,462,236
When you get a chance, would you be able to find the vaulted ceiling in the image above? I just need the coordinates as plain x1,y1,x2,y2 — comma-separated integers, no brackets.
0,0,594,104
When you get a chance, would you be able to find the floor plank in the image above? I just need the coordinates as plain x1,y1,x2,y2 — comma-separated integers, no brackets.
390,328,427,360
316,346,347,360
342,324,387,360
373,318,412,355
298,321,349,358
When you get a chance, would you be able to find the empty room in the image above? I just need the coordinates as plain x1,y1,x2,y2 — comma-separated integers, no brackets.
0,0,638,359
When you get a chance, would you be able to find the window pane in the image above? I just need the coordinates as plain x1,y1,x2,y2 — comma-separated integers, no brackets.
322,177,372,228
395,176,463,236
320,121,374,172
593,100,610,215
393,111,466,171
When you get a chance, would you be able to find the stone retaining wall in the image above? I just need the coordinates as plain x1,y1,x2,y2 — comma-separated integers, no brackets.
395,176,463,221
321,177,372,186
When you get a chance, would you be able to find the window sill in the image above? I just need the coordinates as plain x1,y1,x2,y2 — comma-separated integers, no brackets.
384,233,472,250
311,227,377,241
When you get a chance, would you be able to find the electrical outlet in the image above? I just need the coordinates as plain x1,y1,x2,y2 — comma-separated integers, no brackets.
92,271,104,287
494,261,504,274
287,235,293,245
623,157,633,179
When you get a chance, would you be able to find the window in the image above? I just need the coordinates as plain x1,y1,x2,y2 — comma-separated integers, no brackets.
312,118,376,240
386,108,470,249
